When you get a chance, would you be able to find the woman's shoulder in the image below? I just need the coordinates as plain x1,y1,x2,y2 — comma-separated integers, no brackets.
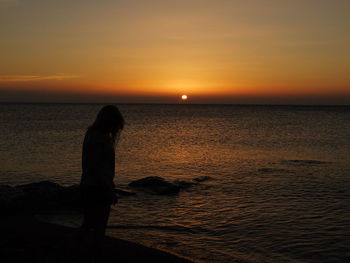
85,129,110,146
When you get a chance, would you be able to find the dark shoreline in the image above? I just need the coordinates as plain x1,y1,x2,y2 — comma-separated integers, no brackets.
0,215,194,263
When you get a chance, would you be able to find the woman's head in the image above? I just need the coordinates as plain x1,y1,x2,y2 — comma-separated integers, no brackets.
90,105,124,144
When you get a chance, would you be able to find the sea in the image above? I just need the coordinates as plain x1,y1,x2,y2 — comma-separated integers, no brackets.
0,103,349,263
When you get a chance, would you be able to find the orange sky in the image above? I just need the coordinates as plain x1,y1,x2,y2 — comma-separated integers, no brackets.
0,0,349,104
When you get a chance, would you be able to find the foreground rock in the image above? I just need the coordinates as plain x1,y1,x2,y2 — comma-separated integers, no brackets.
0,216,195,263
129,176,181,195
0,181,81,215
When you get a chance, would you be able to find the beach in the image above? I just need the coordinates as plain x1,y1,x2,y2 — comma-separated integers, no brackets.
0,215,194,263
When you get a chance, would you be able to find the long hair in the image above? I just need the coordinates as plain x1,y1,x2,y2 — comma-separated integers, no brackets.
89,105,125,148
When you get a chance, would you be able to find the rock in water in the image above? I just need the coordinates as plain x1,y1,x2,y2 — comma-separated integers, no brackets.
129,176,180,195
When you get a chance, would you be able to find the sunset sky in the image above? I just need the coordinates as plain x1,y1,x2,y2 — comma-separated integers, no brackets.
1,0,349,104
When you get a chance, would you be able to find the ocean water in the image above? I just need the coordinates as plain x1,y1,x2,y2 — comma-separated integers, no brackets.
0,103,349,263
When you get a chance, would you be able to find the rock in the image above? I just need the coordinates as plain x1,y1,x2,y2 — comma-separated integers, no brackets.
59,185,82,209
16,180,63,191
0,181,83,215
16,180,64,200
129,176,180,195
0,185,26,215
0,185,13,192
15,181,65,211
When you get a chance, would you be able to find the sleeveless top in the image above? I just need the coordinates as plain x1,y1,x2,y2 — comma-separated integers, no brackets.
80,129,115,190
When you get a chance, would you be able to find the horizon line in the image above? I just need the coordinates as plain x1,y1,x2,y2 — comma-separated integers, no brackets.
1,101,349,107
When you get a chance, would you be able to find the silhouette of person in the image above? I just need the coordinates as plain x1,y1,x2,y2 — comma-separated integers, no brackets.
76,105,124,261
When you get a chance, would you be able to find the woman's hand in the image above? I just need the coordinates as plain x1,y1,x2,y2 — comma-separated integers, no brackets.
108,190,118,205
112,192,118,205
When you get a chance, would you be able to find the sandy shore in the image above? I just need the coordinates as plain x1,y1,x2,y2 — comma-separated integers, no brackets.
0,215,194,263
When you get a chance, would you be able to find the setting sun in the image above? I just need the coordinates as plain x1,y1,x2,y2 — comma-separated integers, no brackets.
181,95,188,101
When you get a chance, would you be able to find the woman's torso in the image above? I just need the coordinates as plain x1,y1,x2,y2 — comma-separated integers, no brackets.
80,129,115,189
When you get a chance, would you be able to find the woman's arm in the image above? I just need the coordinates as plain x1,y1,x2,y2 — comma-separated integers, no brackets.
88,139,118,204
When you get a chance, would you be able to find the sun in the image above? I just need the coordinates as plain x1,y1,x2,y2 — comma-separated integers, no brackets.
181,94,188,101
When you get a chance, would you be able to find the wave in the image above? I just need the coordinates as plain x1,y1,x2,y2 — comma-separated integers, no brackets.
107,224,201,234
258,168,292,173
282,159,332,166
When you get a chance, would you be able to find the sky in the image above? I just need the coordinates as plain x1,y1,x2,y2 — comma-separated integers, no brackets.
0,0,350,104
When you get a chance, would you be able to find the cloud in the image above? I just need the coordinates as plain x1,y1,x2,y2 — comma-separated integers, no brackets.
0,74,80,82
0,0,18,4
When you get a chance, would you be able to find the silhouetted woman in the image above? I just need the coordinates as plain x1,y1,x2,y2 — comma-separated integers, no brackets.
77,105,124,260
